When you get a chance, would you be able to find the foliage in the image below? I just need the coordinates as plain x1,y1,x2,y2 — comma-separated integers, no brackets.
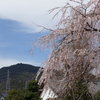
6,80,41,100
93,90,100,100
24,91,41,100
63,82,93,100
6,89,25,100
24,80,41,100
27,80,39,92
33,0,100,99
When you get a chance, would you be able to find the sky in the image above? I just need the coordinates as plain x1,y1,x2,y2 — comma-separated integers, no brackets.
0,0,67,68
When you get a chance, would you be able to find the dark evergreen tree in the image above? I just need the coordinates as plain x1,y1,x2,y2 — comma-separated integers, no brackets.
24,80,41,100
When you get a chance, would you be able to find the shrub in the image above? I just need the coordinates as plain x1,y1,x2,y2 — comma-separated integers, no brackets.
93,90,100,100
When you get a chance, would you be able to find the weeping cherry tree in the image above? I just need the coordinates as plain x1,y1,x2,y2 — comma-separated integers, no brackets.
33,0,100,99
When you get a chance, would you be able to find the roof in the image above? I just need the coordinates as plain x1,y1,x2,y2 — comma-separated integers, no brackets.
1,93,8,97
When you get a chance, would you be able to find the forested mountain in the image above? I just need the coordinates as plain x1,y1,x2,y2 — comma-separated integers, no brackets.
0,63,40,92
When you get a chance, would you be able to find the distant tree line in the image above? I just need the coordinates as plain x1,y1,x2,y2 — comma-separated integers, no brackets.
5,80,41,100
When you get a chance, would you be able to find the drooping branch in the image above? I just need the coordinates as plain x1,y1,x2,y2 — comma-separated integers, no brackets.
85,22,100,32
33,0,100,99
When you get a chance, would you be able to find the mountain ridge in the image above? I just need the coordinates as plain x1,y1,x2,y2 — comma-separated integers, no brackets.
0,63,40,92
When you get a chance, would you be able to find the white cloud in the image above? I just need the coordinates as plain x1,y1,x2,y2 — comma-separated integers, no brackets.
0,58,40,68
0,0,66,32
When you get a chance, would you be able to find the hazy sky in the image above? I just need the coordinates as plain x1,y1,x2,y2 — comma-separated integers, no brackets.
0,0,67,68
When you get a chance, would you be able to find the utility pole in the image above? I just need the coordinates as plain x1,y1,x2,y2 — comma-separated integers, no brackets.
6,70,10,92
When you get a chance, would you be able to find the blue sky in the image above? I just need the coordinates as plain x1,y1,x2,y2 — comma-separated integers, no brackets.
0,0,67,68
0,18,50,67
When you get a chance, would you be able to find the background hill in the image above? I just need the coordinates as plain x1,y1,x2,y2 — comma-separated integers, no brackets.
0,63,40,93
